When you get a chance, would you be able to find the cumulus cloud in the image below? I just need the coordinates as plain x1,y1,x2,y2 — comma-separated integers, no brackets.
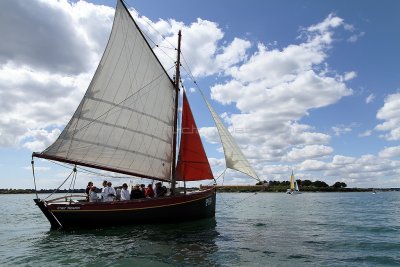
343,71,357,81
284,145,333,162
366,93,375,104
0,0,115,150
379,146,400,158
0,0,113,74
138,16,252,78
325,154,399,178
375,93,400,141
298,159,329,171
21,128,61,151
199,127,220,144
332,155,356,165
294,154,400,186
210,13,352,165
306,13,344,33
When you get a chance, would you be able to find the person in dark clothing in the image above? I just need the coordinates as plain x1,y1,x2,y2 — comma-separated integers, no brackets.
85,181,93,200
140,184,146,197
155,182,167,197
130,184,143,199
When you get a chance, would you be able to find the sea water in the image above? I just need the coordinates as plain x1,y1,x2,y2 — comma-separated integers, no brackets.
0,192,399,266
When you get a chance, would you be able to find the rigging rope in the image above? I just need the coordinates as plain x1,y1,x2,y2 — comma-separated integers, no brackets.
154,44,175,50
215,168,260,208
69,166,78,199
31,158,39,200
45,168,76,200
122,0,177,66
122,1,176,49
219,191,260,209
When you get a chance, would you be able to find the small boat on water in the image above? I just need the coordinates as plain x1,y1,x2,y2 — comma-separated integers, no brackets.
286,171,301,195
32,0,260,229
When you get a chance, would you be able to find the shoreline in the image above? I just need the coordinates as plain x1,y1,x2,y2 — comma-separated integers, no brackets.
205,186,399,193
1,186,399,194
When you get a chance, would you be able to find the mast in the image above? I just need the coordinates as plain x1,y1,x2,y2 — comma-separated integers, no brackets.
171,30,182,194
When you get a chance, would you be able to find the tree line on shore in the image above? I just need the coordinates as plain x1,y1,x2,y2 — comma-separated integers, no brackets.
203,179,354,192
254,179,349,192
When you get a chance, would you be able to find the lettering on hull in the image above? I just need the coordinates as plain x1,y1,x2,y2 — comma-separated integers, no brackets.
57,206,81,210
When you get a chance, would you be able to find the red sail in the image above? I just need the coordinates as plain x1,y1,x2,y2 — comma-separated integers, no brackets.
176,92,214,181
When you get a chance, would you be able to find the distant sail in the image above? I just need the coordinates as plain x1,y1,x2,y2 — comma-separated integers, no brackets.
290,171,295,190
176,92,214,181
35,0,175,181
203,97,258,180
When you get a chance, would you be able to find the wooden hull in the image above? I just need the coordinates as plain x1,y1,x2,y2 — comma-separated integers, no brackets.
34,188,216,229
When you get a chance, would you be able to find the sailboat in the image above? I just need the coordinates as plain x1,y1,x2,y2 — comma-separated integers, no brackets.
32,0,259,229
286,171,301,195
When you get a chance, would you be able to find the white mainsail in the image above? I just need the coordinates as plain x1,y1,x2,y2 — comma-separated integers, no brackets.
38,0,175,181
203,97,259,180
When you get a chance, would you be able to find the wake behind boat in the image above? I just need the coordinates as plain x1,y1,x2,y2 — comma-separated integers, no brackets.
32,0,260,229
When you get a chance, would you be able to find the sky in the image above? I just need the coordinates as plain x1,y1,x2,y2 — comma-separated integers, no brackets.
0,0,399,189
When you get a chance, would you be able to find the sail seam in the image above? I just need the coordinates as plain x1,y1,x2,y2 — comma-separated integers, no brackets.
59,118,171,144
67,137,169,162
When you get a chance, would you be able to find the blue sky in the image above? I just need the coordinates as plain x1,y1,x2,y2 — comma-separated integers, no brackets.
0,0,399,189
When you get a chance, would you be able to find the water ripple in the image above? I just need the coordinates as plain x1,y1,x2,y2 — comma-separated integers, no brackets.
1,192,400,266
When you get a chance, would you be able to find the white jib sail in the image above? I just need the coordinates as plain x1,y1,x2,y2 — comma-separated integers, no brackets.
40,0,175,181
203,97,259,180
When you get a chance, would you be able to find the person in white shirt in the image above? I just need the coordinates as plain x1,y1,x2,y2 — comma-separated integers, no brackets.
103,181,116,202
101,180,108,201
89,186,98,202
120,183,130,201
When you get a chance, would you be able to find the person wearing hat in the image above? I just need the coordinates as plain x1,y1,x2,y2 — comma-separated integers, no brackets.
120,183,130,201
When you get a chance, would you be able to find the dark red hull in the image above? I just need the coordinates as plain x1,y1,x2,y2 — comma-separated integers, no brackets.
34,188,216,229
